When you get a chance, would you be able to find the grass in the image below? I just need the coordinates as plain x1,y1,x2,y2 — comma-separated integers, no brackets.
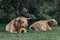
0,24,60,40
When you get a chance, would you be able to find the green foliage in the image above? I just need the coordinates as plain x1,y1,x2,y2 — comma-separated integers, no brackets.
0,0,60,24
7,13,16,20
53,12,60,24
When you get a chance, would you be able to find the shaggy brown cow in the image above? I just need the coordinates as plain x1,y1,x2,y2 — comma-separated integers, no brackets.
6,16,28,33
29,19,57,31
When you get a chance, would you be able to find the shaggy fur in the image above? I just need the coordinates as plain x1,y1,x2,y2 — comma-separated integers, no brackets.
6,16,28,33
29,19,58,31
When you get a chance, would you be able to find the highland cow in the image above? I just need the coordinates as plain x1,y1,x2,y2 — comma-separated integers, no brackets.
29,19,57,31
6,16,28,33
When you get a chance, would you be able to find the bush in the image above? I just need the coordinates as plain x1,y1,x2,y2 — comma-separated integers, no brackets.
0,0,60,25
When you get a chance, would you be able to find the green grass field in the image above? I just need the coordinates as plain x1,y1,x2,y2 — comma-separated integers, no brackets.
0,24,60,40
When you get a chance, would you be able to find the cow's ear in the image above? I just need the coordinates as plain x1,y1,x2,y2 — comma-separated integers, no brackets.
18,19,21,23
14,20,18,27
13,20,16,27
